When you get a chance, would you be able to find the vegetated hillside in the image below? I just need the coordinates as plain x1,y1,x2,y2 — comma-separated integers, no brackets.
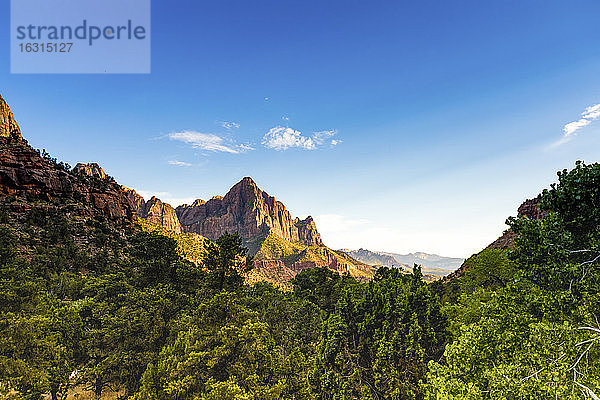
3,93,600,399
425,160,600,398
138,218,208,266
123,175,373,286
249,233,375,289
444,196,543,282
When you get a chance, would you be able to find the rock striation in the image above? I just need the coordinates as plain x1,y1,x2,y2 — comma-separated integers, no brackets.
176,177,323,246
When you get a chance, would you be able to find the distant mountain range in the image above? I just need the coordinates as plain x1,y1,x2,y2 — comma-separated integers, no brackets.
340,248,464,277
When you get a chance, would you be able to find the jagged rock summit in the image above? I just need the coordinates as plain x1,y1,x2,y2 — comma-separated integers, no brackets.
74,163,108,180
139,196,183,234
176,177,323,246
0,94,23,141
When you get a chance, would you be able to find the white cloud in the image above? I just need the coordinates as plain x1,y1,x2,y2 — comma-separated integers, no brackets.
168,160,193,167
262,126,316,150
169,130,251,154
262,126,340,151
583,104,600,120
219,121,240,130
562,103,600,138
312,129,337,145
239,144,255,151
563,118,592,137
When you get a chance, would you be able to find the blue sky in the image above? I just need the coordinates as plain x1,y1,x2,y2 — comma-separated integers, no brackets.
2,0,600,257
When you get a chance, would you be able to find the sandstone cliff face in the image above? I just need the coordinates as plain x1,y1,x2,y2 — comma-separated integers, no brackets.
120,187,183,233
176,177,323,246
0,94,135,222
74,163,108,180
139,196,182,233
0,140,135,221
0,95,137,222
0,94,22,141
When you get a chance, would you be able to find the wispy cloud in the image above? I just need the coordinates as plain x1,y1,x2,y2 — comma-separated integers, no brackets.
554,104,600,147
168,160,193,167
169,130,251,154
219,121,240,130
262,126,340,151
313,129,337,144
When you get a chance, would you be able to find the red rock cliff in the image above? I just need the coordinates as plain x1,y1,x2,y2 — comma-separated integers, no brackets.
176,177,323,246
0,94,135,222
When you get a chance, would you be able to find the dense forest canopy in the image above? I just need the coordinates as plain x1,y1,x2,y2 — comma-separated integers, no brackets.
1,161,600,399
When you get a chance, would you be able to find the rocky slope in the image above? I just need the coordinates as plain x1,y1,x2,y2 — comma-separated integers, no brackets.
0,96,135,223
73,163,108,180
445,196,543,281
122,186,145,214
176,177,323,246
119,187,184,234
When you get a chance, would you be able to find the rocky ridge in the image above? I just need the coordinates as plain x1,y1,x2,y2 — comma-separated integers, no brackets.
138,196,183,234
74,163,108,180
0,95,135,222
176,177,323,246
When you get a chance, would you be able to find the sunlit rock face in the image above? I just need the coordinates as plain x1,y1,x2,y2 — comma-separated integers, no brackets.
176,177,323,246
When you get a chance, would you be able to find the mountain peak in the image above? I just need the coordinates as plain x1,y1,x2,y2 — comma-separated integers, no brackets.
177,177,323,247
240,176,257,185
139,196,182,233
0,94,23,141
233,176,260,191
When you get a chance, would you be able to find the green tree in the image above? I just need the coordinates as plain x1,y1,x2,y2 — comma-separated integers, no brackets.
204,232,252,291
135,293,289,400
314,267,447,399
508,161,600,293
